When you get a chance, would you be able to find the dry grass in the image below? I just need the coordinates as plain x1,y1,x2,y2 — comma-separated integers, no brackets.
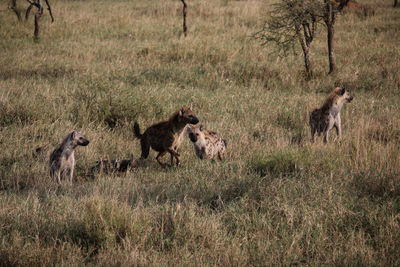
1,0,400,265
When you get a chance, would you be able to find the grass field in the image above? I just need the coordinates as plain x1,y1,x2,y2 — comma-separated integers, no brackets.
1,0,400,265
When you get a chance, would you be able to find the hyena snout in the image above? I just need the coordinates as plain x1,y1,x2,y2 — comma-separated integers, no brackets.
78,137,90,146
188,132,198,142
348,95,354,103
191,117,199,124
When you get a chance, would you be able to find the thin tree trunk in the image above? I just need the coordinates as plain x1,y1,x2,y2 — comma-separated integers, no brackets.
303,46,312,78
34,2,43,39
10,0,22,21
327,22,336,74
181,0,187,37
394,0,399,7
296,25,312,78
25,3,33,21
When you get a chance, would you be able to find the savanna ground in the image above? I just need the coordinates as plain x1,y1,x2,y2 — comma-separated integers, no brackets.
1,0,400,265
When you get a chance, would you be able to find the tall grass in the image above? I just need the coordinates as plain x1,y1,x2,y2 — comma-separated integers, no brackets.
1,0,400,265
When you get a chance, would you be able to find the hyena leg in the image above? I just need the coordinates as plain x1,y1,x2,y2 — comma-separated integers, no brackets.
323,119,335,144
218,147,226,161
323,130,329,144
334,115,342,140
57,171,61,184
156,151,167,167
167,148,180,166
67,168,74,185
333,124,342,141
310,126,316,143
140,137,150,159
217,151,225,161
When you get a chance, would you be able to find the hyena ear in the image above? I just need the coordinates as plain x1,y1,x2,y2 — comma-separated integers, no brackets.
186,126,192,133
190,103,193,110
340,87,346,95
179,108,184,116
71,131,76,139
199,125,204,131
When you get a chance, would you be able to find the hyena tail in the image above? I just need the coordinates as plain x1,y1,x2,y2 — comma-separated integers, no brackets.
134,122,143,139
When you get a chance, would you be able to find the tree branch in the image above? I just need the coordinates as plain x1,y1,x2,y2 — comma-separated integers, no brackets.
25,3,33,21
25,0,40,8
44,0,54,22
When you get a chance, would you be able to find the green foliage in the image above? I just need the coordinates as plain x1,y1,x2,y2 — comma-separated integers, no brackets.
254,0,321,55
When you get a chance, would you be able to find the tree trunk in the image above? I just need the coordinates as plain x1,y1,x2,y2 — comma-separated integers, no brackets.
10,0,22,21
26,4,33,21
34,4,43,39
181,0,187,37
296,25,312,78
394,0,399,7
303,46,312,78
327,22,336,74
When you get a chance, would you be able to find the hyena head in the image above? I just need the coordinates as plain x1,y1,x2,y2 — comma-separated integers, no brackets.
71,130,90,146
178,107,199,125
335,87,354,104
187,125,205,143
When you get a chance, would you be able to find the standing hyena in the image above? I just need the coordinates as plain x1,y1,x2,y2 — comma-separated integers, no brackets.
310,87,354,143
187,125,227,160
134,107,199,167
49,130,90,184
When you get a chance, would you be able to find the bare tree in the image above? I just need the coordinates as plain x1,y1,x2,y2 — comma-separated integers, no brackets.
8,0,54,38
254,0,319,78
181,0,187,37
321,0,349,74
25,0,54,39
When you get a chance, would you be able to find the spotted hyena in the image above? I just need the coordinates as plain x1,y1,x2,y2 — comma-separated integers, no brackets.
49,130,90,184
134,107,199,167
310,87,354,143
187,125,227,160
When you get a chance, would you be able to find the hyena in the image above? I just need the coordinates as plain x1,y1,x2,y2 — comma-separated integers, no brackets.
187,125,227,160
49,130,89,184
134,107,199,167
310,87,354,143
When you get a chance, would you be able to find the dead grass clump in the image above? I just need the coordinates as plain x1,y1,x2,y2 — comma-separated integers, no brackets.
352,169,400,199
249,150,311,177
0,102,36,127
0,66,76,81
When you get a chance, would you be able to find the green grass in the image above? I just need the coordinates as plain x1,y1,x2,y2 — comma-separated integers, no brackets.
1,0,400,265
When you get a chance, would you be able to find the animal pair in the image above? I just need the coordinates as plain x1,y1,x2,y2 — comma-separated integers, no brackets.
134,107,227,167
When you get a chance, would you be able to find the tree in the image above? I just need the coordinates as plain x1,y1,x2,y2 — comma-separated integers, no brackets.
8,0,54,39
254,0,319,78
180,0,187,37
394,0,399,7
26,0,54,39
321,0,349,74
